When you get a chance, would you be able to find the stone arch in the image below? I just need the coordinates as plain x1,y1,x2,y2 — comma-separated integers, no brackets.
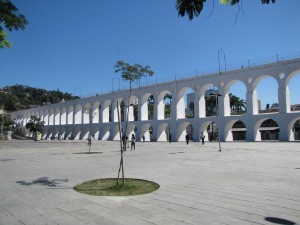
92,101,100,123
74,104,82,124
54,108,60,125
157,123,169,141
53,127,59,139
65,126,73,140
113,124,121,141
127,123,137,139
81,126,90,140
59,127,65,140
129,95,138,122
177,121,194,142
198,83,217,118
254,118,279,141
83,103,91,124
224,79,247,116
113,98,123,122
287,117,300,141
253,75,279,114
89,124,99,140
46,127,53,140
157,90,172,120
200,120,215,142
101,125,110,140
39,111,44,124
102,100,111,123
44,110,49,125
286,70,300,112
177,86,195,119
67,106,73,125
49,109,54,125
141,93,154,121
224,119,247,141
72,126,81,140
61,107,67,125
285,69,300,87
140,123,152,141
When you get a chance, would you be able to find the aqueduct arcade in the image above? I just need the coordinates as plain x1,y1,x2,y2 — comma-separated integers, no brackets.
11,58,300,142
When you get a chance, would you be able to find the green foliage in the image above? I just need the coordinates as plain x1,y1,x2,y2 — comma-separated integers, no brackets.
0,30,11,48
0,85,79,112
229,93,246,113
25,115,45,133
176,0,275,20
0,113,14,132
205,93,246,116
0,0,28,48
73,178,160,196
114,60,154,84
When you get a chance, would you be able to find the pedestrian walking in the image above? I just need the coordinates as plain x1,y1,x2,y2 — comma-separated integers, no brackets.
126,135,129,149
201,132,205,145
131,134,136,150
142,135,145,142
185,134,190,145
169,134,172,143
122,135,126,151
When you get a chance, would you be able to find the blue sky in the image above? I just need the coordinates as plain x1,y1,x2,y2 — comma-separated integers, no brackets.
1,0,300,107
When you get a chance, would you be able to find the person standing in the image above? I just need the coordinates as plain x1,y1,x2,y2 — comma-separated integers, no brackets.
142,135,145,142
169,134,172,143
185,134,190,145
131,134,136,150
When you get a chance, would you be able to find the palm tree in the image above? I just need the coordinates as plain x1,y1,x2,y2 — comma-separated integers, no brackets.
205,95,217,116
188,101,194,118
229,93,246,114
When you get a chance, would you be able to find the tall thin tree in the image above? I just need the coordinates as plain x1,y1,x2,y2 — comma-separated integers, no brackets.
114,60,154,186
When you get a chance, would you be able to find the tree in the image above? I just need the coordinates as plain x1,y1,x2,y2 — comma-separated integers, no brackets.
164,93,172,119
0,113,14,134
25,115,45,140
229,93,246,114
0,0,28,48
0,85,79,111
176,0,275,21
187,101,194,118
114,60,154,186
205,95,217,116
147,95,155,120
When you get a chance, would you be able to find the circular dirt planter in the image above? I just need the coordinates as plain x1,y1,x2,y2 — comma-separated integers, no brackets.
73,178,160,196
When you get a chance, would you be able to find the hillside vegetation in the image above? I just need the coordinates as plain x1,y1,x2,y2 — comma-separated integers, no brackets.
0,85,79,112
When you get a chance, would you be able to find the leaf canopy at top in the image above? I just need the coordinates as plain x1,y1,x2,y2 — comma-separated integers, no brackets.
114,60,154,83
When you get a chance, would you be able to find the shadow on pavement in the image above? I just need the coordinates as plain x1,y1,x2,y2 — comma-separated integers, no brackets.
265,217,296,225
16,177,69,187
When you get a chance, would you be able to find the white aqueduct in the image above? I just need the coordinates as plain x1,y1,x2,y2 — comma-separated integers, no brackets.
11,57,300,142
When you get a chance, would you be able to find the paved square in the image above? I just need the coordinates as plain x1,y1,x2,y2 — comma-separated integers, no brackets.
0,140,300,225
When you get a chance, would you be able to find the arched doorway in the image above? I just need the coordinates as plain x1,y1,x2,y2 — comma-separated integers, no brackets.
259,119,279,141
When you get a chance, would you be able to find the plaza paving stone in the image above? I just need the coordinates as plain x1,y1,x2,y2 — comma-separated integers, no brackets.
0,140,300,225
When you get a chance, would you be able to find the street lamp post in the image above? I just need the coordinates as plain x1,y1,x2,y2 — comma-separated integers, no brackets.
210,92,223,152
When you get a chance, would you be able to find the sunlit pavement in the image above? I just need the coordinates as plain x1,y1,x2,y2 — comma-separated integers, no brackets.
0,140,300,225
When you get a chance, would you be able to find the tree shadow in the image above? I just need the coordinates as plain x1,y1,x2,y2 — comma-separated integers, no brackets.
16,177,69,187
0,159,15,162
265,217,296,225
73,152,103,154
